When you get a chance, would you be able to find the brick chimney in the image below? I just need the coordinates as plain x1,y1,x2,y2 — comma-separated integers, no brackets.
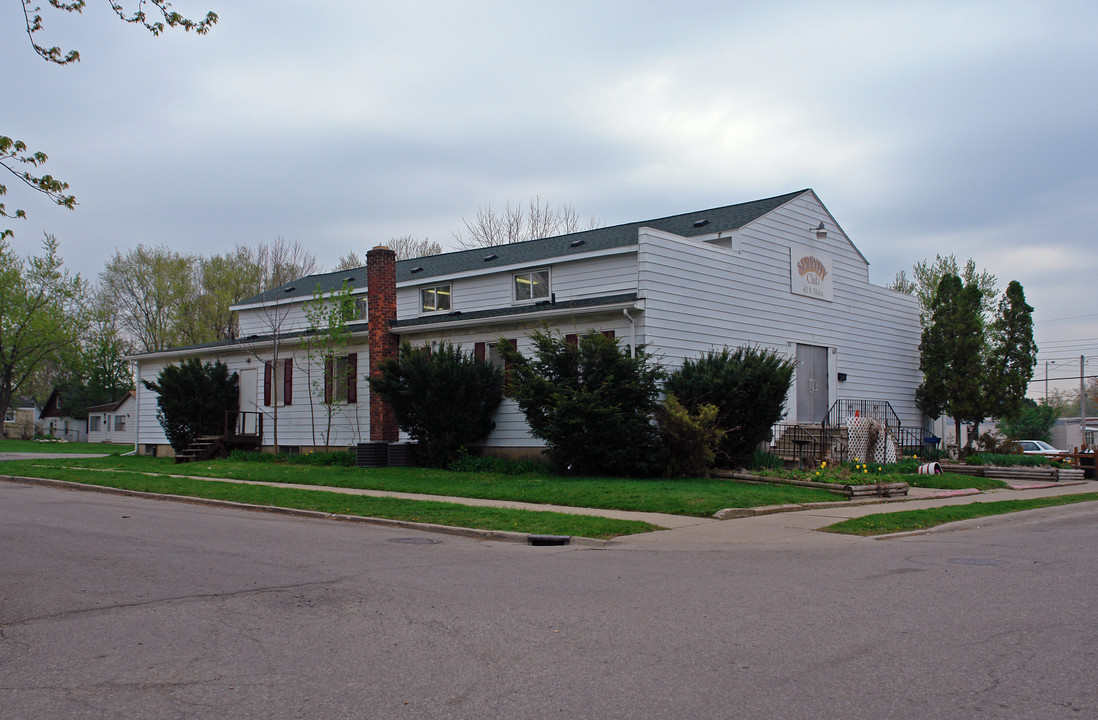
367,245,399,442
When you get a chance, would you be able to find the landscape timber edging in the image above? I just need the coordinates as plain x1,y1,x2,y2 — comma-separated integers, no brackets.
940,464,1085,482
713,470,909,498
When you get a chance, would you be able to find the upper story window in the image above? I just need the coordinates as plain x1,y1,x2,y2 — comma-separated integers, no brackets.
513,269,550,303
354,297,368,320
421,284,451,313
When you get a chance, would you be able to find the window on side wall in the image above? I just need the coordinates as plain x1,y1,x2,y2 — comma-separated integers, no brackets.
115,415,126,431
324,353,359,404
513,269,549,302
421,284,451,313
89,416,101,432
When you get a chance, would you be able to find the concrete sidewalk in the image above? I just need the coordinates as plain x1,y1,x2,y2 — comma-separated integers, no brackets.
4,456,1095,547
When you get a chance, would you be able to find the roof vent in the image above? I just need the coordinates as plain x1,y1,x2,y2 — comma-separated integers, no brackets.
283,286,296,292
570,239,586,248
484,254,498,262
344,275,355,282
693,219,710,228
410,267,423,273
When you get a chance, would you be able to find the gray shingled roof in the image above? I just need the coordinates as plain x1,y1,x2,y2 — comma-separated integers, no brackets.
234,189,809,306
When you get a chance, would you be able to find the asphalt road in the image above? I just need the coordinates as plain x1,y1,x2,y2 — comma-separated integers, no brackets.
2,482,1097,719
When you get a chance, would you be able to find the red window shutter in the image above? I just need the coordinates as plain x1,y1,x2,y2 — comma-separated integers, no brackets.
346,353,358,404
565,334,578,346
602,330,615,340
474,342,485,361
263,361,272,406
283,358,293,406
324,357,334,404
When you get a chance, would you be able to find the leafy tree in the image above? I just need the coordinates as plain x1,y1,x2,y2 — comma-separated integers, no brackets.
889,254,998,326
998,399,1060,443
142,357,237,452
0,136,75,240
453,196,599,249
0,235,85,425
664,346,796,467
99,244,196,352
501,329,663,475
1049,378,1098,418
4,1,216,240
986,281,1037,420
655,393,725,477
370,341,503,467
303,281,357,450
916,274,988,454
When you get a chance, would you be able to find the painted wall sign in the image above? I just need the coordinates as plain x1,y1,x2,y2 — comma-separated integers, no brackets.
790,245,834,302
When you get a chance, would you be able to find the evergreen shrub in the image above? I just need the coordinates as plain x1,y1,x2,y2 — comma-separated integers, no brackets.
665,347,795,467
142,358,238,452
370,341,503,467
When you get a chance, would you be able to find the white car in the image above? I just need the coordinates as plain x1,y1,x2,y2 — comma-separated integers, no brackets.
1016,440,1062,455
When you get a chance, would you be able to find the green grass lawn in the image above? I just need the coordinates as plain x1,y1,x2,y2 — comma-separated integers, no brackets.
0,454,843,516
823,493,1098,536
0,439,131,454
2,468,656,539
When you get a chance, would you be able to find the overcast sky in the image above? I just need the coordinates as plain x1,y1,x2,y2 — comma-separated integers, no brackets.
4,0,1096,397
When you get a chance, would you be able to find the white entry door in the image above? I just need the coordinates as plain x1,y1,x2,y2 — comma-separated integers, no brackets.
238,368,258,434
796,344,829,424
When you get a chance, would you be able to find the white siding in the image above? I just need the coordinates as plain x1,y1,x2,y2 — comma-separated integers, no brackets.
397,253,638,319
87,396,137,445
134,341,372,452
637,195,923,430
237,302,312,337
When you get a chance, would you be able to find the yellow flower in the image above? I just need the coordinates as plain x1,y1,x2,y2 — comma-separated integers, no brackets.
864,469,868,473
821,461,827,468
878,467,882,472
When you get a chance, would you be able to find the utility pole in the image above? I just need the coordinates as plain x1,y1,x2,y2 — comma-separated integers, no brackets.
1081,355,1088,450
1045,360,1056,403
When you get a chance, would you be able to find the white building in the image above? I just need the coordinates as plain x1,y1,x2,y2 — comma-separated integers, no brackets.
86,392,137,445
131,189,924,458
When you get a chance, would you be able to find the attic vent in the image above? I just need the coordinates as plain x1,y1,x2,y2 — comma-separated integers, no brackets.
570,239,586,248
410,267,424,273
284,286,296,292
693,219,710,228
483,254,498,262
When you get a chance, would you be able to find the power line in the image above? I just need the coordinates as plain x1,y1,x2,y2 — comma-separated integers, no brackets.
1035,312,1098,323
1038,336,1098,345
1027,374,1098,385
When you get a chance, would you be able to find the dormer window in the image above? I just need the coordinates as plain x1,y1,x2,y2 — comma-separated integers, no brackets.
513,269,550,303
421,284,451,313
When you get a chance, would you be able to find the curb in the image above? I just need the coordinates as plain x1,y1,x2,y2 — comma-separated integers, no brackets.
1,475,610,547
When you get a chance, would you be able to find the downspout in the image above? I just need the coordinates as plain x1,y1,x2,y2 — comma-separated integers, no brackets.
124,359,138,456
623,308,635,358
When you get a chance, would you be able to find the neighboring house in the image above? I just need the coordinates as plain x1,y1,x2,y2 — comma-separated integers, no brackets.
38,390,86,442
3,397,41,440
86,392,137,445
1051,417,1098,452
131,189,923,457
